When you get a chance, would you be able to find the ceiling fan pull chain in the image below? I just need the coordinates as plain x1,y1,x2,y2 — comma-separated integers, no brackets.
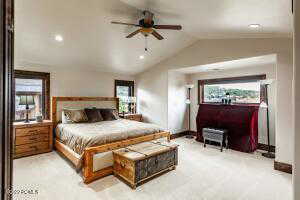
145,36,148,51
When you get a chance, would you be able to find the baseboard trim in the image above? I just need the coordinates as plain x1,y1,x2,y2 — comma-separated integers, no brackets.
170,131,196,140
258,143,275,153
274,161,292,174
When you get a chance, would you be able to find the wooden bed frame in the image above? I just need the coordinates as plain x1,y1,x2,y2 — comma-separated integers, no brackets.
52,97,171,184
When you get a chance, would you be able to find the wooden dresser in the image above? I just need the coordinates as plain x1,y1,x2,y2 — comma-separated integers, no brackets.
123,114,143,122
13,120,53,158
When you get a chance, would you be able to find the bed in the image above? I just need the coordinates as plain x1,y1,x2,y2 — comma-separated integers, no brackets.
52,97,170,184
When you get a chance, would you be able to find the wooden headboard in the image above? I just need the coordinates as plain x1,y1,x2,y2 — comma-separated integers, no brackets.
51,97,119,127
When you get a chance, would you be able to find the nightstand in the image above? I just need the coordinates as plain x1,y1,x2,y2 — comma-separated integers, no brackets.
122,114,143,122
13,120,53,159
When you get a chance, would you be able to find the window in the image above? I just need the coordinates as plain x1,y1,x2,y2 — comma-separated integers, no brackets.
198,75,266,104
114,80,134,113
14,70,50,121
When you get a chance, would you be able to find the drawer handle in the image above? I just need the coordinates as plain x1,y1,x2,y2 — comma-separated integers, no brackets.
29,146,38,150
29,137,37,141
28,130,38,134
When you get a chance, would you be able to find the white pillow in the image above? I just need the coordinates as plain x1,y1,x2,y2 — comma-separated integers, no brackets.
61,110,72,124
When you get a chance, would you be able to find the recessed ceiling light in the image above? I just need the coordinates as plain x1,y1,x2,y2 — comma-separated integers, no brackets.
55,35,63,42
139,55,145,59
249,24,261,29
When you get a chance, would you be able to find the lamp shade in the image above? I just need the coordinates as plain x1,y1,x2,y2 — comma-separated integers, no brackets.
185,84,194,89
19,95,35,105
260,101,268,108
185,99,191,104
260,79,274,85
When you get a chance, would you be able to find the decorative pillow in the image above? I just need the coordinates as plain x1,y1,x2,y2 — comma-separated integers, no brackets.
63,109,88,123
84,108,103,122
112,109,120,119
62,110,73,124
99,108,119,121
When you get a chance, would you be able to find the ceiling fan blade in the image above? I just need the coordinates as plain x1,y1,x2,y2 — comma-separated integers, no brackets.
111,21,140,27
151,30,164,40
143,10,154,24
126,29,142,38
153,25,182,30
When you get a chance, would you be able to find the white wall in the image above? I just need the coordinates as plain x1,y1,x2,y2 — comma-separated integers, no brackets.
293,0,300,199
136,38,293,165
188,64,276,146
14,65,135,97
168,71,189,134
136,66,168,129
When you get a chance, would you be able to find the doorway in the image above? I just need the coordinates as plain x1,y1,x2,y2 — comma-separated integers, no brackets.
0,0,14,199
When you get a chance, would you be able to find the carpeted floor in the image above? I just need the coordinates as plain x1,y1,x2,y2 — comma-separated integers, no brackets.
13,137,292,200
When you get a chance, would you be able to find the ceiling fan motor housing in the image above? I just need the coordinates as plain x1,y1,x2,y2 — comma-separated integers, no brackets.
139,19,154,28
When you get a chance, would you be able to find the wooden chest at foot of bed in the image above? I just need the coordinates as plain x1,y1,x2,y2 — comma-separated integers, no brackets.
113,141,178,189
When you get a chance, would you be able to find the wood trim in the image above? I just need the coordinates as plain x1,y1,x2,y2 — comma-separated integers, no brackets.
84,166,113,184
200,74,266,85
51,96,119,128
13,70,51,120
274,161,292,174
1,0,14,198
258,143,275,153
171,131,196,140
198,74,266,104
170,131,197,140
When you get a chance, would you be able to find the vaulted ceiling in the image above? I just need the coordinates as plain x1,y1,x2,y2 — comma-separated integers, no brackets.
15,0,293,75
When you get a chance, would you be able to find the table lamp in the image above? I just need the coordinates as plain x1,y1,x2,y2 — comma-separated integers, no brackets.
19,95,35,123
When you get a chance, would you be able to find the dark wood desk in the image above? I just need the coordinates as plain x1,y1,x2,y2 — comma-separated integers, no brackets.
196,103,259,153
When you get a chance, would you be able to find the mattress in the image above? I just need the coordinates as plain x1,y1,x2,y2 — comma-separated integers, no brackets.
56,119,164,156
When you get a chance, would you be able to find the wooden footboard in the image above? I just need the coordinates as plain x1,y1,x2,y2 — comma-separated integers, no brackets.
55,131,171,184
55,140,82,167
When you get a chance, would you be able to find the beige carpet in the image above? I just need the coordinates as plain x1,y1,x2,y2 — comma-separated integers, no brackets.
13,137,292,200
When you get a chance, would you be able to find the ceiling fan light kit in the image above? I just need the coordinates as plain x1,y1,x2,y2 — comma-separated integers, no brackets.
111,10,182,51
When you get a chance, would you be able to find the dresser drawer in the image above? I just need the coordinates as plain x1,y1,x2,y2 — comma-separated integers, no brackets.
15,126,49,137
15,142,50,154
15,134,49,145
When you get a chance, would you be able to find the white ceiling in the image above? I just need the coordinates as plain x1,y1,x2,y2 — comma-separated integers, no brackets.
15,0,292,75
175,54,277,74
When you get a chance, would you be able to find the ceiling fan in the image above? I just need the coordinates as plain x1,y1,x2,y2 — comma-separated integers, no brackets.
111,10,182,41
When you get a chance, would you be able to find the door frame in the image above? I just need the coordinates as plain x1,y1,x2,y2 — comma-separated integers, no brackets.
1,0,14,199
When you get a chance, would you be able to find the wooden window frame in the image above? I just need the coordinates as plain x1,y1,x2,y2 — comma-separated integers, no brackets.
114,80,135,97
114,80,135,114
13,70,50,120
198,74,267,105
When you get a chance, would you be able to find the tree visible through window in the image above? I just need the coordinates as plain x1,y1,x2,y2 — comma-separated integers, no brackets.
204,82,260,104
114,80,134,113
198,75,266,104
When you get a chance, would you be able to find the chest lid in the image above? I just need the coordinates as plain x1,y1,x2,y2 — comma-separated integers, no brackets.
113,148,146,161
126,142,171,157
